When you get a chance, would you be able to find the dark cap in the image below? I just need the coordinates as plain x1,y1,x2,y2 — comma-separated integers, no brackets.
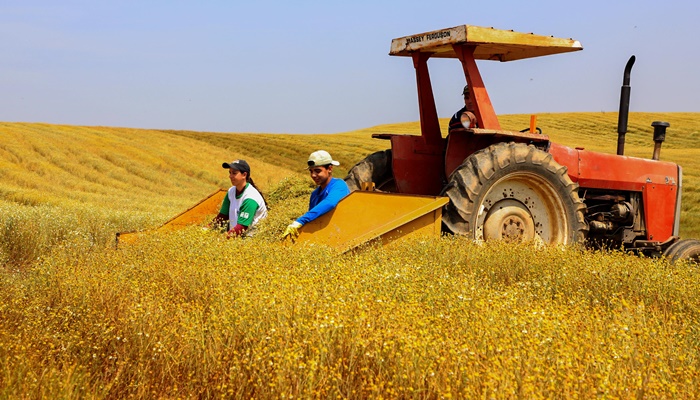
222,159,251,175
462,85,470,96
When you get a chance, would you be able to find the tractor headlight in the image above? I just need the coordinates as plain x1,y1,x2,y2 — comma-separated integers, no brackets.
460,111,476,129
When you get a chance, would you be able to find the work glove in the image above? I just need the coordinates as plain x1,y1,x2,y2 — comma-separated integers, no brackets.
281,221,303,241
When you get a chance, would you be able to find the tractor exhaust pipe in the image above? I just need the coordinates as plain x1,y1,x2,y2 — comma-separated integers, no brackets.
652,121,669,160
617,55,635,156
617,56,635,156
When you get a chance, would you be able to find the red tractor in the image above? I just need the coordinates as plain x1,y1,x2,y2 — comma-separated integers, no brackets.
344,24,700,261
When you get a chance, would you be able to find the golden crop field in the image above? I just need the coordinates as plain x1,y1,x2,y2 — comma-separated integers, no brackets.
2,113,700,398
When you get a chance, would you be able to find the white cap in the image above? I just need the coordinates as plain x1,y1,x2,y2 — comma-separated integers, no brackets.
307,150,339,168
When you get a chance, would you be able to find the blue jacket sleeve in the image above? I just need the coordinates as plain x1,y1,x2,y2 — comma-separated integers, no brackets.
296,178,350,225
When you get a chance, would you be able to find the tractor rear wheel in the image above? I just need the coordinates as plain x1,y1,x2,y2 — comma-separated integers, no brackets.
442,142,587,244
662,239,700,264
344,149,395,192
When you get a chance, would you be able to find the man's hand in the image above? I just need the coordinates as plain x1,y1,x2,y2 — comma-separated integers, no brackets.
281,221,303,241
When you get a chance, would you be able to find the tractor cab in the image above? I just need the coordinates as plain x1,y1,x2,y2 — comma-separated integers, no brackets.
375,25,583,195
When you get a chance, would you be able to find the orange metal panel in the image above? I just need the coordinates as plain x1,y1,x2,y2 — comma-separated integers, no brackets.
642,184,678,241
547,143,581,181
160,189,228,229
296,191,449,253
412,52,442,146
116,189,227,246
549,143,679,191
390,135,445,195
445,131,487,179
548,143,680,242
470,128,549,141
453,44,501,130
578,152,678,191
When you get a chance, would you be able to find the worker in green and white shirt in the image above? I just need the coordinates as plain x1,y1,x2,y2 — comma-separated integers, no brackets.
211,159,268,237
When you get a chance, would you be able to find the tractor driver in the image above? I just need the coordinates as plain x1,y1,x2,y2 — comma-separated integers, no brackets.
281,150,350,241
448,84,478,132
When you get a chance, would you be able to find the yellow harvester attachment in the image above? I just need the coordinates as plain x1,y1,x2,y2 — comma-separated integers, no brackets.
116,188,449,252
116,189,227,246
295,191,449,253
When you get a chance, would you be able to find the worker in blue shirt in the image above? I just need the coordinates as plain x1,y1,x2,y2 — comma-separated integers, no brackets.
281,150,350,240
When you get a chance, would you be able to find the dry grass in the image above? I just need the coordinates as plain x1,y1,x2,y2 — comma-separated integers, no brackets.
2,231,699,398
2,114,700,398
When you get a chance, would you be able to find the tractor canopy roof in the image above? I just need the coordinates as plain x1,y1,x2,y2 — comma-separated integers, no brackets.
390,25,582,61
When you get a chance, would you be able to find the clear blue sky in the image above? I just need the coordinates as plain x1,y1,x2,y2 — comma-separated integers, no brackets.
1,0,698,134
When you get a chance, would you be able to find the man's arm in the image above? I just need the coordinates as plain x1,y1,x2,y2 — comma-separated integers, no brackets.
296,179,350,225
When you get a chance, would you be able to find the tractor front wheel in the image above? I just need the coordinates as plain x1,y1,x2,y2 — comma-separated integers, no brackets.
344,149,395,192
442,142,587,245
662,239,700,264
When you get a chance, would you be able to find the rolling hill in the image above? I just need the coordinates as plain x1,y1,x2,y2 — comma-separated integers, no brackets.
2,112,700,232
2,113,700,397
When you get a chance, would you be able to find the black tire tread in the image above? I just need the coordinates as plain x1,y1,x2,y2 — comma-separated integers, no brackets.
663,238,700,263
344,149,393,192
442,142,588,244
